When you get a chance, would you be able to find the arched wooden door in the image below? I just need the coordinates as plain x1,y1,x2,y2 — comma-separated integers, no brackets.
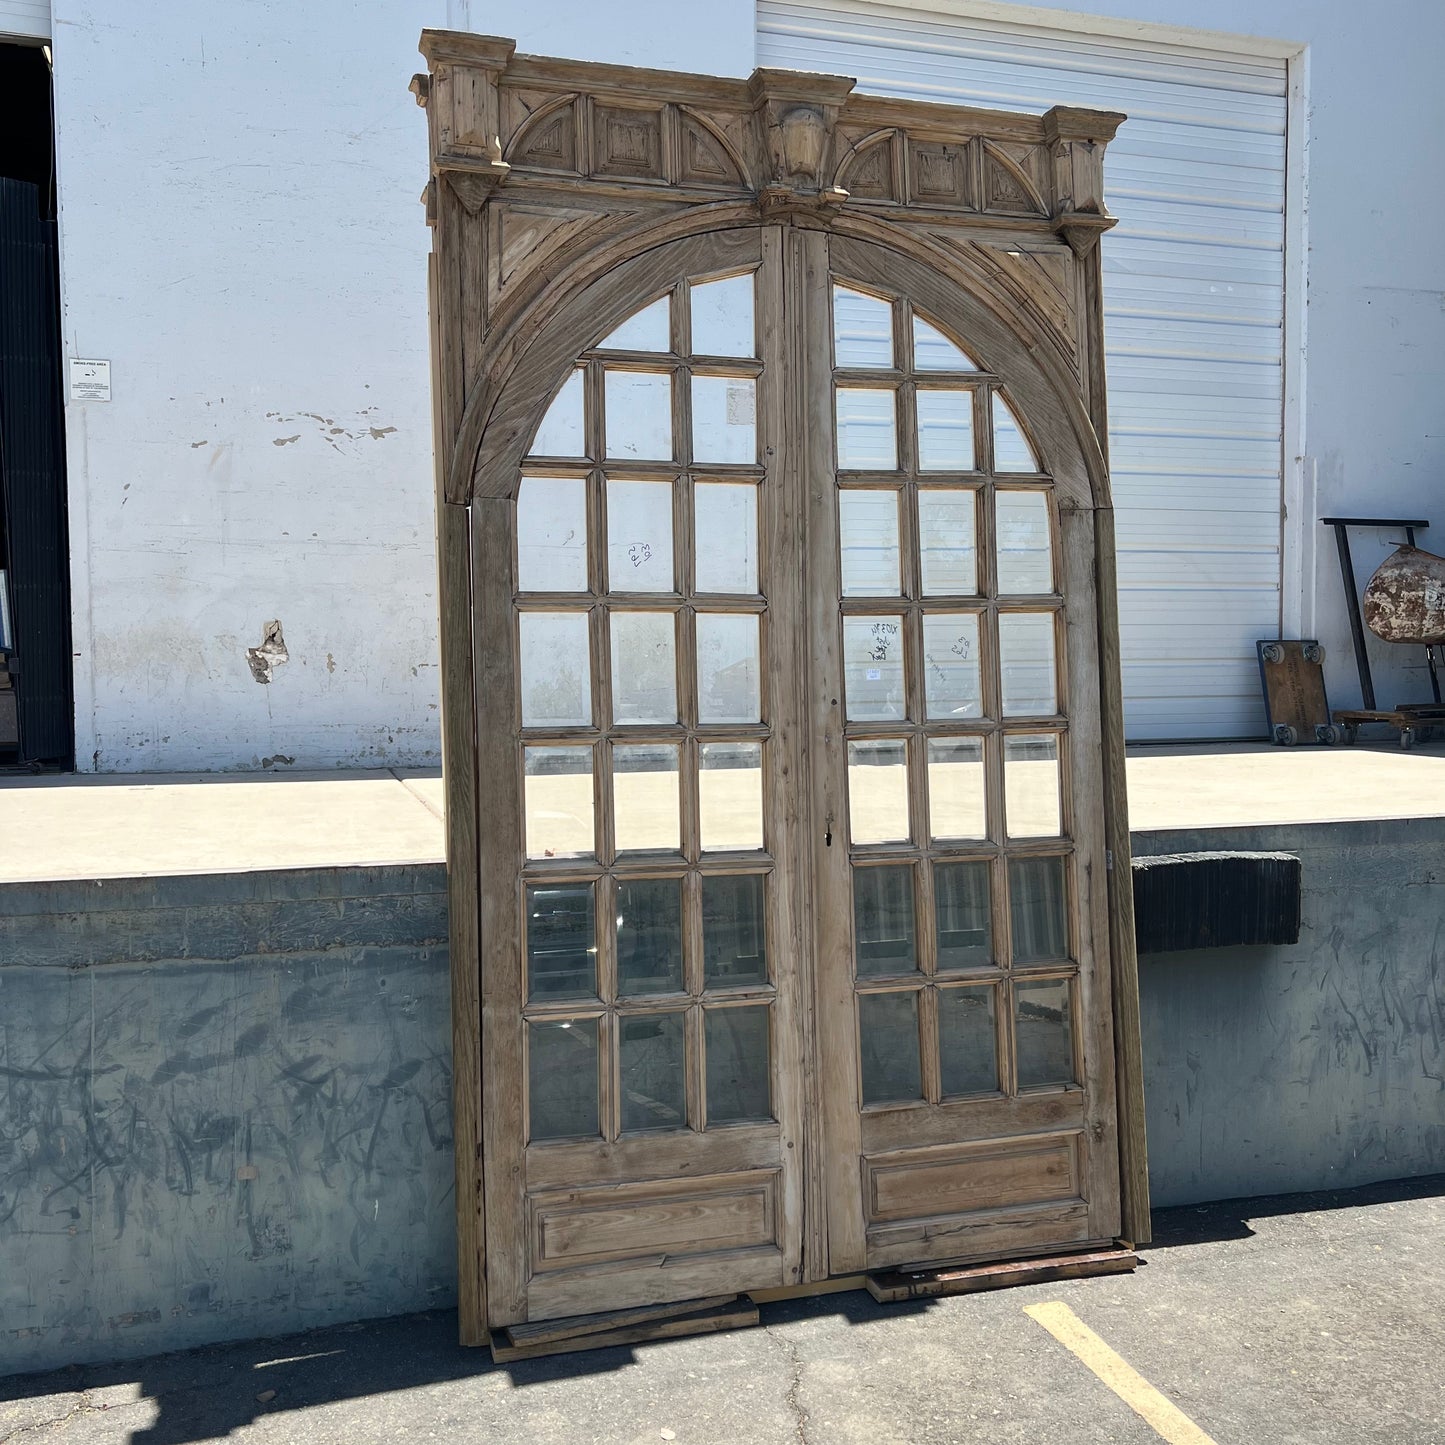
418,34,1145,1339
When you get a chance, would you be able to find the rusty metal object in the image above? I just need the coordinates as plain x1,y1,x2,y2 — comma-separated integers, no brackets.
1363,545,1445,645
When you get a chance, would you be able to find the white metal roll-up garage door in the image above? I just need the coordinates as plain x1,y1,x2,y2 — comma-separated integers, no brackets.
758,0,1289,740
0,0,50,40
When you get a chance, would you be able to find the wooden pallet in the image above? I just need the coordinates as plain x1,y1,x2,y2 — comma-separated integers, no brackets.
1333,705,1445,750
490,1294,759,1363
866,1246,1138,1304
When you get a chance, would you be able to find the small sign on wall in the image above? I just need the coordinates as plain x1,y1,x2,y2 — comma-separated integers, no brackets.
69,359,111,402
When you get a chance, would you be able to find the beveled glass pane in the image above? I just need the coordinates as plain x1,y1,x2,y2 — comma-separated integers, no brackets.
842,615,904,721
922,612,983,720
607,479,674,592
528,368,585,458
613,743,680,853
697,612,760,724
605,369,673,461
914,314,979,371
526,882,596,1001
996,490,1054,593
620,1011,686,1133
859,992,921,1105
519,612,591,727
524,746,594,860
706,1006,771,1124
518,476,588,592
836,387,898,470
847,738,909,845
853,865,917,977
529,1017,598,1141
934,860,993,969
702,873,767,986
699,740,763,852
917,389,976,471
610,611,677,724
839,489,901,597
998,612,1058,716
692,375,756,463
833,285,894,368
939,986,999,1095
1015,978,1075,1087
690,273,755,358
1009,856,1068,964
928,737,986,840
694,483,758,594
616,877,683,995
599,295,670,353
918,489,978,595
993,392,1039,472
1005,734,1062,838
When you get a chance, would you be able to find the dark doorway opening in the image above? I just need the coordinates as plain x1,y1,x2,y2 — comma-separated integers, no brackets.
0,38,73,768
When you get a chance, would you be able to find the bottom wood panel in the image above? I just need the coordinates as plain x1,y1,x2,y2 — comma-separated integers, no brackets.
866,1200,1093,1271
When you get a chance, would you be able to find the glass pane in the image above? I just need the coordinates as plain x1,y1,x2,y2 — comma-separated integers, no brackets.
927,737,986,840
839,489,901,597
939,986,999,1095
1009,856,1068,964
993,392,1039,472
616,877,683,995
528,368,585,458
842,615,904,721
996,490,1053,593
524,746,594,860
922,612,982,720
518,476,588,592
914,314,979,371
690,273,755,358
697,612,761,724
613,743,680,853
519,612,591,727
859,992,921,1105
1015,978,1075,1087
998,612,1058,716
706,1006,771,1124
610,611,676,724
694,483,758,594
1005,734,1062,838
699,740,763,852
833,285,893,368
836,387,898,470
917,389,975,471
692,375,756,463
605,369,672,461
848,738,909,845
529,1017,598,1141
620,1011,686,1133
853,865,917,977
526,882,597,1001
934,860,993,969
918,489,978,595
599,295,670,353
702,873,768,986
607,479,674,592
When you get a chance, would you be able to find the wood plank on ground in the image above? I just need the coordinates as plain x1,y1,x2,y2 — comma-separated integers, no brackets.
866,1247,1137,1303
490,1296,759,1363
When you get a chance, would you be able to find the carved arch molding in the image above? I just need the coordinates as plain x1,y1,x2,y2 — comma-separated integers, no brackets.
416,31,1147,1346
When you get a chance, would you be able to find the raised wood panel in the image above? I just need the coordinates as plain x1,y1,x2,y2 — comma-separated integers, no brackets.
592,102,665,180
525,1123,782,1191
865,1133,1081,1224
530,1170,780,1272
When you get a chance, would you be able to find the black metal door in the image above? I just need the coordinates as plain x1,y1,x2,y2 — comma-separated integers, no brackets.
0,175,72,766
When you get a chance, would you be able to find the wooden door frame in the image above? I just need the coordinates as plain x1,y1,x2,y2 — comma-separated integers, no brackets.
415,30,1147,1346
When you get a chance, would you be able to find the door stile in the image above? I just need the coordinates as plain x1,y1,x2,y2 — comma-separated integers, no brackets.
760,222,810,1288
801,230,869,1276
472,493,529,1326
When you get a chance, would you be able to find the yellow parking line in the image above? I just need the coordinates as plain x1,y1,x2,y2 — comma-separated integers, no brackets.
1024,1301,1218,1445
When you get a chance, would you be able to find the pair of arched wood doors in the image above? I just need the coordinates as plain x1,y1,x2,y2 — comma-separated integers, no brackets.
419,34,1146,1336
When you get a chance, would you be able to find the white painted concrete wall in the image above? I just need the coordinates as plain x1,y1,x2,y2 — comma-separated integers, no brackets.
50,0,1444,769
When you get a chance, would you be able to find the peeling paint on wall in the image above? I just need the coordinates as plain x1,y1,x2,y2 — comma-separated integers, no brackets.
245,621,289,684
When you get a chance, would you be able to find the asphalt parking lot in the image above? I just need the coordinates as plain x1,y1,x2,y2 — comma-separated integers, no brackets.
4,1174,1443,1445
